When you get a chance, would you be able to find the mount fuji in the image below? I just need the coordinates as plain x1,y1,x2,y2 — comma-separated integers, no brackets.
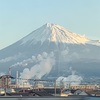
21,23,89,44
0,23,100,80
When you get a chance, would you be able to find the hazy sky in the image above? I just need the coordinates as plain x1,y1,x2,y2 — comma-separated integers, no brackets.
0,0,100,49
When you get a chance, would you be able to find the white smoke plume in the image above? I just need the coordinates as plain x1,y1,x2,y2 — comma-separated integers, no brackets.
10,56,37,68
56,68,83,87
19,52,55,84
0,72,5,76
10,52,49,68
0,53,22,63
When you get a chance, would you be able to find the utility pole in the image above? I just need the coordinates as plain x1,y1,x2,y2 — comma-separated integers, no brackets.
54,80,56,96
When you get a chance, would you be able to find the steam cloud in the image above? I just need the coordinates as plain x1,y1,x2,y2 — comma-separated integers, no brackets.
56,68,83,87
0,53,23,63
19,52,55,84
0,72,5,76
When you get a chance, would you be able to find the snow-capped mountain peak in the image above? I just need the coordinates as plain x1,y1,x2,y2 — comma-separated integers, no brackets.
21,23,89,45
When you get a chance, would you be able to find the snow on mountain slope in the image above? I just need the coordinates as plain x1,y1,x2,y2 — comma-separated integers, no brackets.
88,40,100,46
21,23,89,45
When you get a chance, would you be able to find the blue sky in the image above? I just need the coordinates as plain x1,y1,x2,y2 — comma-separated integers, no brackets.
0,0,100,49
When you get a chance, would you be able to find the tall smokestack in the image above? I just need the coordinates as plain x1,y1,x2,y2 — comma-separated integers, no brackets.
16,71,19,87
9,67,11,75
